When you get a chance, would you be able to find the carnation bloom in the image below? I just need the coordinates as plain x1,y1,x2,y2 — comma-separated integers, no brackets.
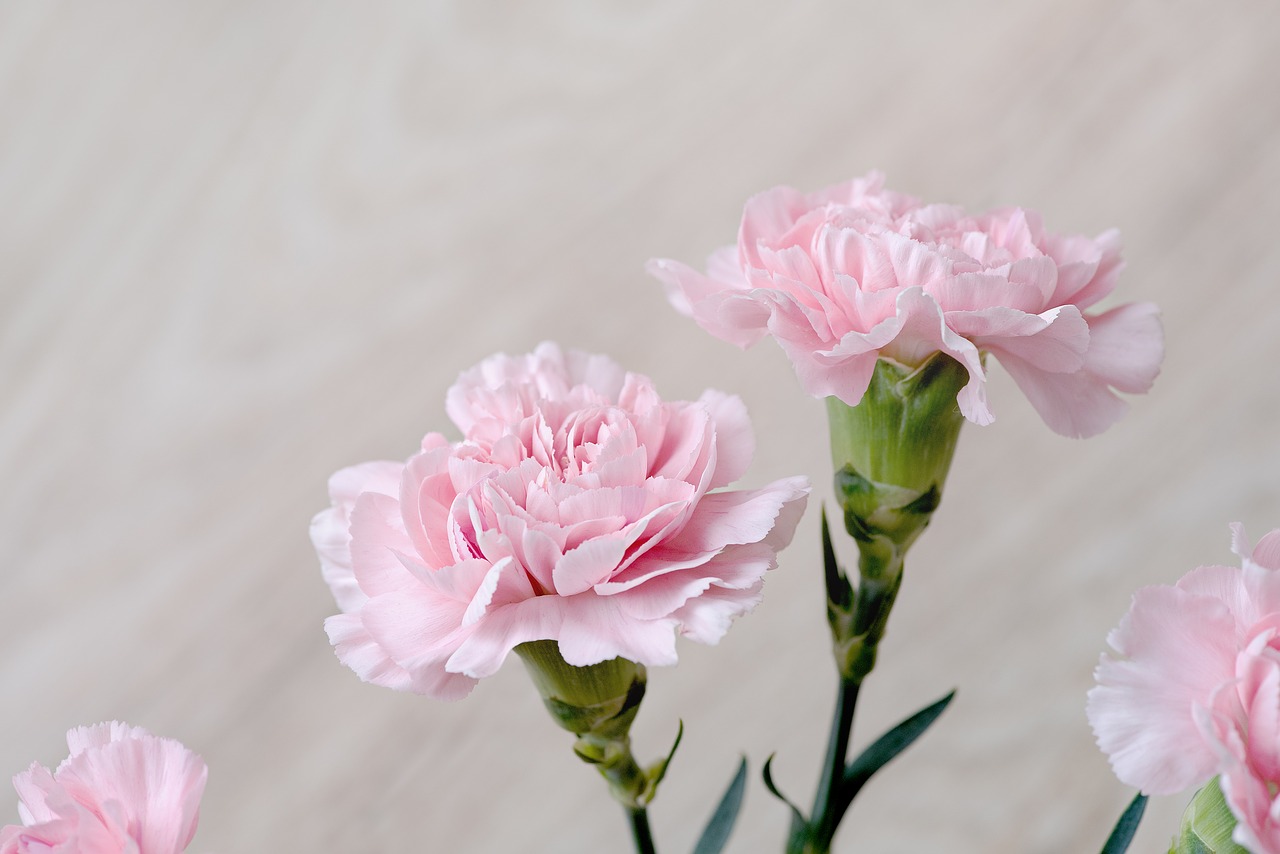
0,722,207,854
312,343,810,700
1088,524,1280,850
648,172,1163,438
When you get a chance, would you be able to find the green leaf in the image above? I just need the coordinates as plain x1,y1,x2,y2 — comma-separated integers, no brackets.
691,757,748,854
1100,792,1147,854
641,720,684,805
762,754,809,847
822,507,852,610
837,689,956,809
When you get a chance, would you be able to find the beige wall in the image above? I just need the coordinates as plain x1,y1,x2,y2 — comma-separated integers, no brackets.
2,2,1277,851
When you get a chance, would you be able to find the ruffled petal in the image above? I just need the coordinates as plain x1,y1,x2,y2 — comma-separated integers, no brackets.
54,727,206,854
1081,302,1163,394
1087,584,1240,794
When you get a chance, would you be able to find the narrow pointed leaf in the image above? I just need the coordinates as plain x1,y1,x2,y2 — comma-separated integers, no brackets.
762,753,808,844
642,720,684,804
822,507,852,609
1101,792,1147,854
838,689,955,807
691,757,748,854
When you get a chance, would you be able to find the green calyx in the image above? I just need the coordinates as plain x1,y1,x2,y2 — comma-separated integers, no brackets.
1170,777,1248,854
823,354,968,684
515,640,676,810
826,353,968,543
516,640,646,739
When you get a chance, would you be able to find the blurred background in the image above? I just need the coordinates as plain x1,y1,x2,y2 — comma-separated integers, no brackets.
2,2,1278,851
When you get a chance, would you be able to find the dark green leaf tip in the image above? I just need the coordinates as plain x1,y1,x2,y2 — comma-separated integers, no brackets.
1100,792,1147,854
821,507,853,609
840,689,957,804
691,757,748,854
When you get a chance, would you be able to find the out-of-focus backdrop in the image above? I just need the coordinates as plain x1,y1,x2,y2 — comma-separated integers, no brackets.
2,2,1278,851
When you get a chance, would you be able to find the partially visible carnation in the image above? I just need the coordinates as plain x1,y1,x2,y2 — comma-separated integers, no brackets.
1088,524,1280,851
312,342,810,700
0,722,207,854
648,172,1163,438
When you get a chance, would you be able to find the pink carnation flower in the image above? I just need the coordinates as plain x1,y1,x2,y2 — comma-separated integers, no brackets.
312,343,810,700
0,722,207,854
1088,525,1280,850
648,172,1163,438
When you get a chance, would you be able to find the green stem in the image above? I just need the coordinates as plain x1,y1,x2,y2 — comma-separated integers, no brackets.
799,677,860,854
627,805,657,854
795,544,905,854
845,541,905,683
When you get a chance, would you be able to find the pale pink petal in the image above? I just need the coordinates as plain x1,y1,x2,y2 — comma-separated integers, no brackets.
1176,564,1256,636
698,390,754,489
952,305,1088,374
738,185,813,265
666,478,811,554
927,268,1053,315
760,476,811,551
399,449,461,570
552,538,626,597
814,225,897,298
556,595,680,668
1243,659,1280,782
645,259,768,348
1081,302,1163,394
324,613,421,693
613,544,776,620
55,729,206,854
876,288,992,426
1255,531,1280,572
650,176,1158,436
311,461,404,612
3,725,210,854
12,765,59,826
316,344,809,694
757,244,826,295
1216,729,1280,854
1088,585,1240,794
996,349,1130,439
672,582,766,645
445,597,569,678
1046,228,1123,309
348,493,419,598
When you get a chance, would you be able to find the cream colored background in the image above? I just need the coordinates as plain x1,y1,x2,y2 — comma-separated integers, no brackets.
2,2,1278,852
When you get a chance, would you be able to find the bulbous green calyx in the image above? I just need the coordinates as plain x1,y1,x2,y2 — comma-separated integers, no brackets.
824,354,969,682
1170,777,1248,854
826,352,968,542
515,640,675,810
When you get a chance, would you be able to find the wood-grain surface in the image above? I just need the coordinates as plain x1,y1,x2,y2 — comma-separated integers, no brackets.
2,2,1278,851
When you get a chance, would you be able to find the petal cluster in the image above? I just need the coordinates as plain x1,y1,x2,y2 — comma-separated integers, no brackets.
312,343,810,700
648,172,1164,438
1088,524,1280,852
0,722,207,854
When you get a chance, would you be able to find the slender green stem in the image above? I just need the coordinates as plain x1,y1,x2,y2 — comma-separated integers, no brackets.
804,677,860,853
794,544,906,853
627,805,657,854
